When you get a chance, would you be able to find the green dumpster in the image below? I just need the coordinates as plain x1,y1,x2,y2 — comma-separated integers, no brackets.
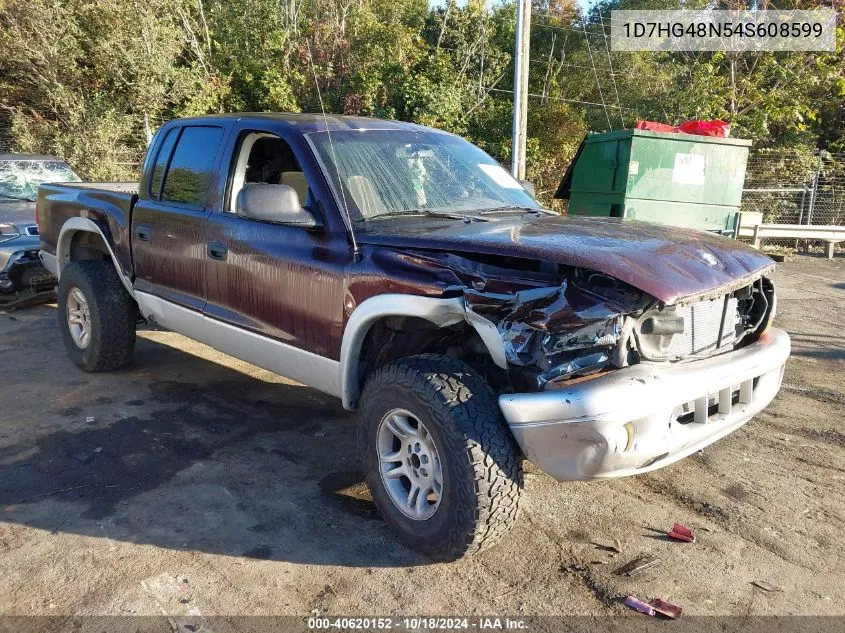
554,129,752,234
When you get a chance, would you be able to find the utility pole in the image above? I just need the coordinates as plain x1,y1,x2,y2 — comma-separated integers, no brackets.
511,0,531,180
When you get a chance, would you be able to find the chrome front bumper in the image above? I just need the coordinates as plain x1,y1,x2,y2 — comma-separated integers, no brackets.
498,328,791,481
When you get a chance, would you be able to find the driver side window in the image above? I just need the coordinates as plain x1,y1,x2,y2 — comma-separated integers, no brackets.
228,132,311,213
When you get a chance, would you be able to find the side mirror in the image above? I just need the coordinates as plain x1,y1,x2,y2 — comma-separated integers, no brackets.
236,183,319,228
519,180,536,197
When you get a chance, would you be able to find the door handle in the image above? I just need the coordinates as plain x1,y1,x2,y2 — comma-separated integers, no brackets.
207,241,228,261
136,225,151,241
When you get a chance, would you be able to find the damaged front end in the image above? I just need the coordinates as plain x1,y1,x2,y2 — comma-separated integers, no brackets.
443,253,787,481
437,252,778,394
352,244,789,481
466,271,649,391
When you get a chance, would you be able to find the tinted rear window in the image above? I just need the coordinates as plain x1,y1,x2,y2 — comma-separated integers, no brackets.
161,126,224,208
149,128,178,199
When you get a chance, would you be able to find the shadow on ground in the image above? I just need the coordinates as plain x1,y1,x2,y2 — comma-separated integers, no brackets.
786,332,845,361
0,307,427,568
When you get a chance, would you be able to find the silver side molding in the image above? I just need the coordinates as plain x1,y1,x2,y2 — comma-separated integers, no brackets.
138,291,507,409
135,292,343,398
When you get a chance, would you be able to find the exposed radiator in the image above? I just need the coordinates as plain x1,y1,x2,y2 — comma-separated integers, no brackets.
669,297,739,359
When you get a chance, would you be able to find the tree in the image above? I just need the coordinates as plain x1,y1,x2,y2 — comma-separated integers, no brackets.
0,0,841,203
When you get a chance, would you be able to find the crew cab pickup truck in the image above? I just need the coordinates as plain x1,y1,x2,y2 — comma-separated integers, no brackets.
38,114,790,560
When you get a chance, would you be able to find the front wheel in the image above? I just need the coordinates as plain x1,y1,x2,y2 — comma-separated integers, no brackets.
359,354,523,560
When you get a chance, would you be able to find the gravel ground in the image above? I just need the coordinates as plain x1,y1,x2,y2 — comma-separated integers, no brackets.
0,255,842,628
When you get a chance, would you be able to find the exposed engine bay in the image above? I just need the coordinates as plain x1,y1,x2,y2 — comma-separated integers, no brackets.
412,251,777,393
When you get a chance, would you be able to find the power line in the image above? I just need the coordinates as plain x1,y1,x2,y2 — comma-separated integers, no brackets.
596,11,625,128
532,22,611,37
487,87,642,114
580,13,611,130
529,59,617,74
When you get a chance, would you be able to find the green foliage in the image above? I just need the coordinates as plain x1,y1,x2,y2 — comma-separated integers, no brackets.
0,0,842,205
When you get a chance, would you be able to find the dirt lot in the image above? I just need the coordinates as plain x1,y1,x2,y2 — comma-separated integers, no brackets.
0,255,843,626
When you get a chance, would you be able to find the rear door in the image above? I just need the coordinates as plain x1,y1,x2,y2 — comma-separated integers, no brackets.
131,124,227,312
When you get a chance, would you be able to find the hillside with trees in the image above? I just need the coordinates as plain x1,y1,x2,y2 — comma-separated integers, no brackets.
1,0,842,202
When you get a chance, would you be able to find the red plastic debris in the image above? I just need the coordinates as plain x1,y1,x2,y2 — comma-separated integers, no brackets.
634,119,730,138
650,598,683,619
624,596,655,616
667,523,696,542
634,120,678,133
679,119,730,137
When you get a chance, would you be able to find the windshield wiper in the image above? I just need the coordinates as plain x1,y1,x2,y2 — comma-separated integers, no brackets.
363,209,485,222
480,205,547,215
0,193,36,202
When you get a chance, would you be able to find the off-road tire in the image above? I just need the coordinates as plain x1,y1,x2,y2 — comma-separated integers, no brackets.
359,354,523,560
58,260,136,372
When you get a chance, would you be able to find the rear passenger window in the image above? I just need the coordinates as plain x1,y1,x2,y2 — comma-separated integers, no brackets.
148,128,178,200
161,126,224,208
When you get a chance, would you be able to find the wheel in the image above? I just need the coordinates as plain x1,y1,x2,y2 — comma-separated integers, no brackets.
359,353,523,560
57,260,137,372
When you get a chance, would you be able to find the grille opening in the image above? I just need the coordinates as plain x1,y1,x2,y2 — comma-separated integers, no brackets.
673,377,759,425
25,225,39,236
675,390,741,425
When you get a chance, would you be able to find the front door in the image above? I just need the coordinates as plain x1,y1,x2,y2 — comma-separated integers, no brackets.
202,128,347,393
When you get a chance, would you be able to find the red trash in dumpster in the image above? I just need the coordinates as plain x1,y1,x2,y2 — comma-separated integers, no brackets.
635,119,730,137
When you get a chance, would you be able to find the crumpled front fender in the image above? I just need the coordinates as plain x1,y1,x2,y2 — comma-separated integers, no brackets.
339,293,506,410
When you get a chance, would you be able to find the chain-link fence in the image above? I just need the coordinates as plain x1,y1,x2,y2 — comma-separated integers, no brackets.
741,149,845,250
813,155,845,226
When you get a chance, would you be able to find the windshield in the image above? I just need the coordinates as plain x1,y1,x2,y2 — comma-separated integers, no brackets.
0,159,81,201
307,129,541,221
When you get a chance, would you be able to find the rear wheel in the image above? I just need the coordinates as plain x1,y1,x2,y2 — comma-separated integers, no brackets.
359,354,523,560
57,260,136,372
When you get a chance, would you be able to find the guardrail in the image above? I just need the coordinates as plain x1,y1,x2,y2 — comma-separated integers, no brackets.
738,212,844,259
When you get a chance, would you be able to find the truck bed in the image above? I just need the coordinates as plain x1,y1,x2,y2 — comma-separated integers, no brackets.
59,182,139,194
37,181,140,280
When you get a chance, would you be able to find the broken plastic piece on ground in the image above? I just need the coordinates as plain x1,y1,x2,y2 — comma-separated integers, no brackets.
667,523,696,542
0,288,56,310
624,596,655,616
615,555,660,577
593,538,622,554
650,598,683,618
752,580,784,592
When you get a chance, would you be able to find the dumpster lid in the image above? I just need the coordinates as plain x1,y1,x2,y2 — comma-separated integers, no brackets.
553,136,586,200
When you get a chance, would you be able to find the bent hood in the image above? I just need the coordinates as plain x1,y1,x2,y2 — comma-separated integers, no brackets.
355,215,774,304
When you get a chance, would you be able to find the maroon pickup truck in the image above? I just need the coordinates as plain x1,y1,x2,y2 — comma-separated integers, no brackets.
38,114,790,560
